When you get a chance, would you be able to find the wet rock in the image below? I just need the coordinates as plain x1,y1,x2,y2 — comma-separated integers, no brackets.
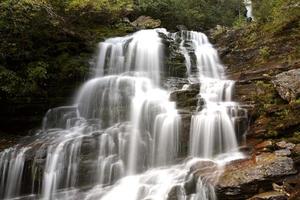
178,114,192,157
255,141,274,150
274,149,291,156
190,160,219,185
276,141,295,150
176,25,187,31
247,191,288,200
238,146,254,155
167,185,184,200
131,16,161,29
190,160,218,173
184,83,201,91
216,153,297,199
272,69,300,102
81,136,98,156
183,174,196,195
169,89,199,111
162,77,189,92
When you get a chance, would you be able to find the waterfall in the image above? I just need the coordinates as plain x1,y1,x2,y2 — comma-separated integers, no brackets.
244,0,253,19
0,147,29,199
0,29,247,200
172,31,246,159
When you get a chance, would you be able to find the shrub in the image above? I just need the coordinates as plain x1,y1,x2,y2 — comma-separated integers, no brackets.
135,0,245,30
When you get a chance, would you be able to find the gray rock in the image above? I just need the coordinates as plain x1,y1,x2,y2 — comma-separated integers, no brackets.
216,153,297,199
274,149,291,156
272,69,300,102
167,185,184,200
275,141,295,150
190,160,219,185
162,77,189,92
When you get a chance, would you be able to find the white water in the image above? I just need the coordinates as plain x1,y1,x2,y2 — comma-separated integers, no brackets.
0,147,29,199
173,31,245,158
0,29,247,200
244,0,254,19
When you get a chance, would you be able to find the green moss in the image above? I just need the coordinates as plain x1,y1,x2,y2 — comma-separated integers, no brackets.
294,98,300,104
259,46,271,60
286,132,300,144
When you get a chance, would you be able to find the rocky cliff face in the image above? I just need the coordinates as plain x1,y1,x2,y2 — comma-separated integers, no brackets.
208,25,300,199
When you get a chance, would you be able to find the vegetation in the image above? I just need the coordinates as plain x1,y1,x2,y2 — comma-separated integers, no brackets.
0,0,299,135
0,0,134,101
135,0,245,30
252,0,300,34
0,0,246,103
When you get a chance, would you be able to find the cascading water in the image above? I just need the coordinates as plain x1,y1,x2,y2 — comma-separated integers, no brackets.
244,0,254,19
176,31,242,158
0,28,247,200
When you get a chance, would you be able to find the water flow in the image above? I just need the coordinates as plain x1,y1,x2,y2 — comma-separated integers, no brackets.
0,29,183,199
0,29,247,200
175,31,244,158
94,29,164,85
0,147,29,199
244,0,254,19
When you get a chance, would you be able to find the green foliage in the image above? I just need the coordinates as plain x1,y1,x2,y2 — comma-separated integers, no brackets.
0,0,134,103
295,98,300,104
136,0,244,30
233,17,248,28
68,0,133,11
27,62,48,81
252,0,277,23
286,131,300,144
66,0,134,24
0,67,22,99
253,81,280,115
252,0,300,34
259,46,271,60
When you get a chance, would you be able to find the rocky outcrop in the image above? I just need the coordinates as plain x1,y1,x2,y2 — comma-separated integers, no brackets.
272,69,300,103
248,191,288,200
210,24,300,142
216,153,297,199
169,89,200,112
131,16,161,29
162,77,189,92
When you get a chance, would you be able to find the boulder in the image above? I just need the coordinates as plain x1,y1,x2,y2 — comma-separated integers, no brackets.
272,69,300,102
216,153,297,199
131,16,161,29
274,149,291,156
247,191,288,200
190,160,219,184
255,140,274,151
167,185,184,200
275,141,295,150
